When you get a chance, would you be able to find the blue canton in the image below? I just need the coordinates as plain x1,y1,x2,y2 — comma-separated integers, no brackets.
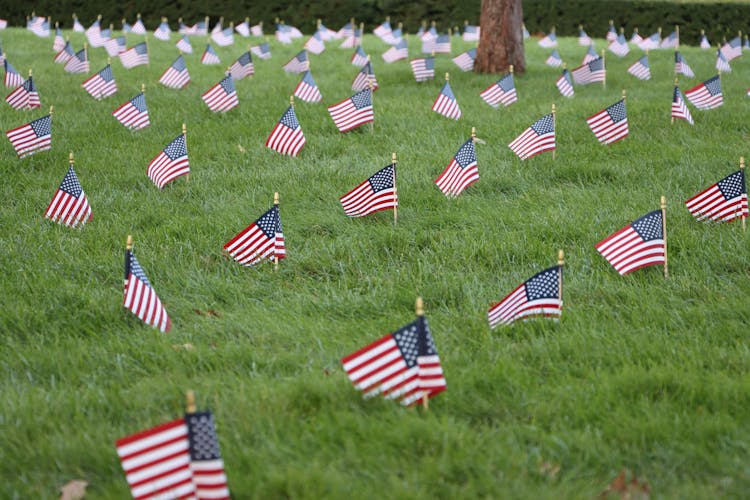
524,266,560,301
631,210,663,241
280,106,300,129
186,411,222,461
368,165,394,193
606,100,627,123
59,166,83,197
531,114,555,135
718,170,746,199
164,135,187,160
351,89,372,109
454,139,476,168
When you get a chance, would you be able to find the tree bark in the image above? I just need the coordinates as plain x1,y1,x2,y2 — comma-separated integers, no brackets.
475,0,525,74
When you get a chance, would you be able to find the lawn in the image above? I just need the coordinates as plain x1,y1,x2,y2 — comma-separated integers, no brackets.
1,25,749,499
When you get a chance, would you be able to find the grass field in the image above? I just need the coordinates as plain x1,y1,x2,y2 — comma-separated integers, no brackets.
1,26,749,499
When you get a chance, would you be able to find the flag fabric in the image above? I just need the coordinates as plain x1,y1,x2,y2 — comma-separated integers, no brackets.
251,43,271,60
410,57,435,82
82,65,117,100
523,24,530,39
212,26,234,47
582,44,598,65
73,16,84,32
671,86,694,125
176,35,193,54
53,26,65,52
606,22,617,42
318,23,335,41
686,170,748,223
265,105,306,156
44,165,92,228
200,44,221,65
120,42,149,68
351,46,369,67
112,93,150,130
341,314,446,407
373,20,392,39
352,61,378,92
488,264,562,327
104,36,127,57
700,33,711,49
383,39,408,63
382,26,403,45
452,49,476,71
432,81,461,120
538,31,557,48
674,51,694,78
435,138,478,197
275,24,292,44
251,23,263,37
229,52,254,80
154,20,171,41
327,88,374,132
131,17,147,35
340,28,361,49
556,68,574,97
85,20,106,47
147,133,189,188
630,29,643,45
201,75,239,113
627,55,651,80
578,28,591,46
716,49,731,73
0,45,4,64
660,31,679,49
572,57,605,85
283,50,309,73
545,49,563,67
587,99,628,144
595,209,665,275
340,164,397,217
193,19,209,36
4,60,23,88
720,36,742,61
236,20,250,37
508,113,555,160
159,55,190,89
64,49,89,74
224,205,285,266
480,73,517,108
122,247,171,332
434,34,451,54
463,24,480,42
122,20,132,33
638,32,661,51
6,114,51,158
608,33,630,57
294,71,322,103
5,76,40,110
54,42,75,64
305,31,326,55
29,18,50,37
684,75,723,110
212,20,223,35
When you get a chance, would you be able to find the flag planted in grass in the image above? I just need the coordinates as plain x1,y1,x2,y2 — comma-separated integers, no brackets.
432,77,461,120
545,49,563,67
671,86,693,125
435,135,478,197
716,49,731,73
480,72,517,108
229,52,254,80
595,209,665,275
587,99,628,144
224,204,285,266
685,169,748,223
452,48,476,71
6,113,51,158
608,33,630,57
4,60,23,88
538,31,557,48
410,56,435,82
53,25,65,52
582,44,598,65
700,31,711,49
488,263,562,328
674,51,694,78
352,61,378,91
578,27,591,46
340,163,397,217
212,26,234,47
328,88,374,132
148,132,189,188
294,71,322,103
305,31,325,55
200,44,221,65
351,46,368,66
6,75,40,110
44,159,91,228
104,36,126,57
508,113,555,160
283,50,309,73
122,243,171,332
627,55,650,80
250,42,271,60
684,75,722,109
176,35,193,54
383,39,408,63
720,36,742,61
154,19,171,41
120,42,148,68
556,68,574,97
64,48,89,74
130,16,146,35
54,42,74,64
265,104,306,157
113,92,150,130
202,75,238,113
82,65,117,100
572,57,605,85
463,24,480,42
159,55,190,89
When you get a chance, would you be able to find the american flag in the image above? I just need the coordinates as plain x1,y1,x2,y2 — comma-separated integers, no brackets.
104,36,127,57
250,43,271,60
201,75,239,113
716,49,731,73
578,27,591,46
283,50,309,73
53,25,65,51
4,60,23,88
421,34,437,54
339,28,361,49
212,19,223,35
587,99,628,144
606,21,617,42
341,314,446,407
582,44,598,65
54,42,75,64
545,49,563,67
265,105,306,157
383,39,408,63
674,51,694,78
130,16,146,35
382,25,403,45
6,114,51,158
351,46,369,67
86,20,107,47
250,23,263,37
178,19,188,34
538,31,557,48
672,86,693,125
480,73,517,108
115,410,230,499
287,24,303,39
630,28,643,45
200,44,221,65
122,20,131,33
434,137,478,197
212,26,234,47
327,88,374,132
373,19,392,39
699,33,711,49
317,23,334,41
463,24,480,42
176,35,193,54
685,169,748,223
73,16,84,32
410,57,435,82
508,113,555,160
154,20,171,41
305,31,325,55
122,247,171,332
193,18,209,36
608,33,630,57
523,24,530,39
720,36,742,61
148,133,189,188
352,61,378,91
572,57,605,85
6,76,40,110
627,55,651,80
294,71,322,103
434,34,451,54
660,30,679,49
44,165,92,228
556,68,574,98
159,55,190,89
235,19,250,37
224,204,285,266
488,265,562,327
120,42,149,69
113,92,150,130
684,75,723,110
100,26,112,43
0,45,4,64
432,80,461,120
340,164,397,217
595,209,665,275
229,52,254,80
0,20,4,30
64,48,89,74
29,17,50,37
82,65,117,100
275,23,292,44
638,31,661,50
452,49,476,71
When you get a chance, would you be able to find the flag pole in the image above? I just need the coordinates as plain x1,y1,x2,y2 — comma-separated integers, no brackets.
369,79,374,134
557,249,564,314
676,25,680,49
672,77,678,125
125,234,133,288
392,152,398,226
551,104,556,160
84,43,88,74
601,49,606,88
740,157,746,232
661,195,668,279
183,123,189,182
274,192,280,271
415,296,428,410
186,390,196,413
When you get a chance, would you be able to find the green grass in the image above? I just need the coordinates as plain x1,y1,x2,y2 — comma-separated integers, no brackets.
1,28,749,499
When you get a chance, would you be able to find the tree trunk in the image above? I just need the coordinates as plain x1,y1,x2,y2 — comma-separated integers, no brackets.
475,0,525,74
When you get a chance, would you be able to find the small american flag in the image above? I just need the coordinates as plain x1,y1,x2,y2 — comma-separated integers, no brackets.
582,44,598,65
452,49,476,71
148,133,189,188
339,28,361,49
275,24,292,44
716,49,731,73
351,46,369,66
699,33,711,49
212,26,234,47
64,48,89,74
211,19,223,35
538,31,557,48
305,31,326,55
671,86,693,125
373,19,392,39
250,23,263,37
488,265,562,327
352,61,378,91
200,44,221,65
556,68,574,98
159,55,190,89
572,57,605,85
410,57,435,82
630,29,643,45
627,55,651,80
122,20,131,33
432,80,461,120
660,30,679,49
545,49,563,67
341,314,446,407
609,33,630,57
463,24,480,42
587,99,628,145
6,76,40,110
201,75,238,113
434,34,451,54
82,65,117,100
113,92,150,130
123,247,171,332
235,19,250,37
85,20,107,47
54,42,74,64
523,24,530,39
265,105,306,157
508,113,555,160
176,35,193,54
229,52,254,80
435,137,478,197
382,26,403,45
340,163,397,217
283,50,309,73
327,88,374,132
250,43,271,60
53,25,65,51
130,16,146,35
318,23,335,41
194,18,209,36
104,36,127,57
73,16,84,32
338,22,355,39
596,209,665,275
720,36,742,60
44,165,92,228
578,27,591,46
6,114,52,158
421,34,437,54
685,169,748,223
638,32,661,50
674,51,694,78
4,60,23,88
606,22,618,42
154,20,171,41
29,17,50,37
480,73,517,108
684,75,723,110
224,204,285,266
120,42,149,69
294,71,322,103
